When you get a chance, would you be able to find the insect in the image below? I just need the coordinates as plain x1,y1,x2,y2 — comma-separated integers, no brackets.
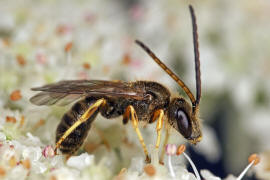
30,5,202,162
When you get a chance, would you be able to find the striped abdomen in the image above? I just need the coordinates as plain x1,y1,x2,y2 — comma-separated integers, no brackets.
56,97,99,154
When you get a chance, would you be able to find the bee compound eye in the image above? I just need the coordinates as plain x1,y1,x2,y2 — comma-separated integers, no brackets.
177,110,188,128
175,109,192,138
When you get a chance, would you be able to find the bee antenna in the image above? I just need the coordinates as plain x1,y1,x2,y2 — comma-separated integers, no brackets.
135,40,196,106
189,5,201,107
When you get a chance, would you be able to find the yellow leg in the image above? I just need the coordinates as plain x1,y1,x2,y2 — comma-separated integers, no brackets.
55,98,105,152
154,109,164,149
159,126,170,164
124,105,150,162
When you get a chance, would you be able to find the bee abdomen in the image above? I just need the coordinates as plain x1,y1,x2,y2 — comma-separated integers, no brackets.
56,97,99,154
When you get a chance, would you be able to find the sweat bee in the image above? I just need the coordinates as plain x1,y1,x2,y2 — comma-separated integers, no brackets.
30,5,202,162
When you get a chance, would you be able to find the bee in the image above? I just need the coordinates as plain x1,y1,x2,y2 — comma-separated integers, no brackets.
30,5,202,162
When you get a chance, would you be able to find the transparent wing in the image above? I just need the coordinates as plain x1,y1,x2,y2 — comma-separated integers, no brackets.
30,80,145,106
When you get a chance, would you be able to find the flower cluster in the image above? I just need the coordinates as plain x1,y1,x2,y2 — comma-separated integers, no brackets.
165,144,260,180
0,0,270,179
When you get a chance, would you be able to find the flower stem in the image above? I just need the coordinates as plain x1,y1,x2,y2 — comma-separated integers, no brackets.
236,160,254,180
168,155,175,178
183,152,201,180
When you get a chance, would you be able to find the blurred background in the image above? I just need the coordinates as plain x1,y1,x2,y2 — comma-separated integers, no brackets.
0,0,270,179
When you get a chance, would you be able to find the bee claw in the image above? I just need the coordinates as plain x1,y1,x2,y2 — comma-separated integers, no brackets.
122,116,128,124
145,155,151,164
159,160,164,165
54,148,58,155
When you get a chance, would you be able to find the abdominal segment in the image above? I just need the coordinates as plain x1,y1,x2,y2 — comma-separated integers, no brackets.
55,97,99,154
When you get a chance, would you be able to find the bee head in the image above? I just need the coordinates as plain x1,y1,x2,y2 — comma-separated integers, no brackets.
168,98,202,144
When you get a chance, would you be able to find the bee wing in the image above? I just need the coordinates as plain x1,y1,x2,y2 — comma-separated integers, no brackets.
30,80,145,106
29,92,82,106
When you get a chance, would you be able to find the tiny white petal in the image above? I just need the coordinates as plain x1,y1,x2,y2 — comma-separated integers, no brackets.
253,151,270,179
1,147,16,161
22,147,42,161
50,167,80,180
6,165,28,180
224,174,237,180
0,132,6,141
201,169,221,180
26,132,42,145
67,153,94,169
32,161,48,174
50,155,65,167
129,156,144,173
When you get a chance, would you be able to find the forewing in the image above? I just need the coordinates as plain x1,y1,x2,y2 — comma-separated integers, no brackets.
30,92,82,106
30,80,145,106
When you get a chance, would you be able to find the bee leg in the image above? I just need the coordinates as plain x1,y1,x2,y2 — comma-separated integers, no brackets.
123,105,150,163
159,126,170,164
54,98,106,153
151,109,165,150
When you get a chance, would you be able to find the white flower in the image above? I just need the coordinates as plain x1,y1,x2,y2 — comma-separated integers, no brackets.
0,0,269,179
